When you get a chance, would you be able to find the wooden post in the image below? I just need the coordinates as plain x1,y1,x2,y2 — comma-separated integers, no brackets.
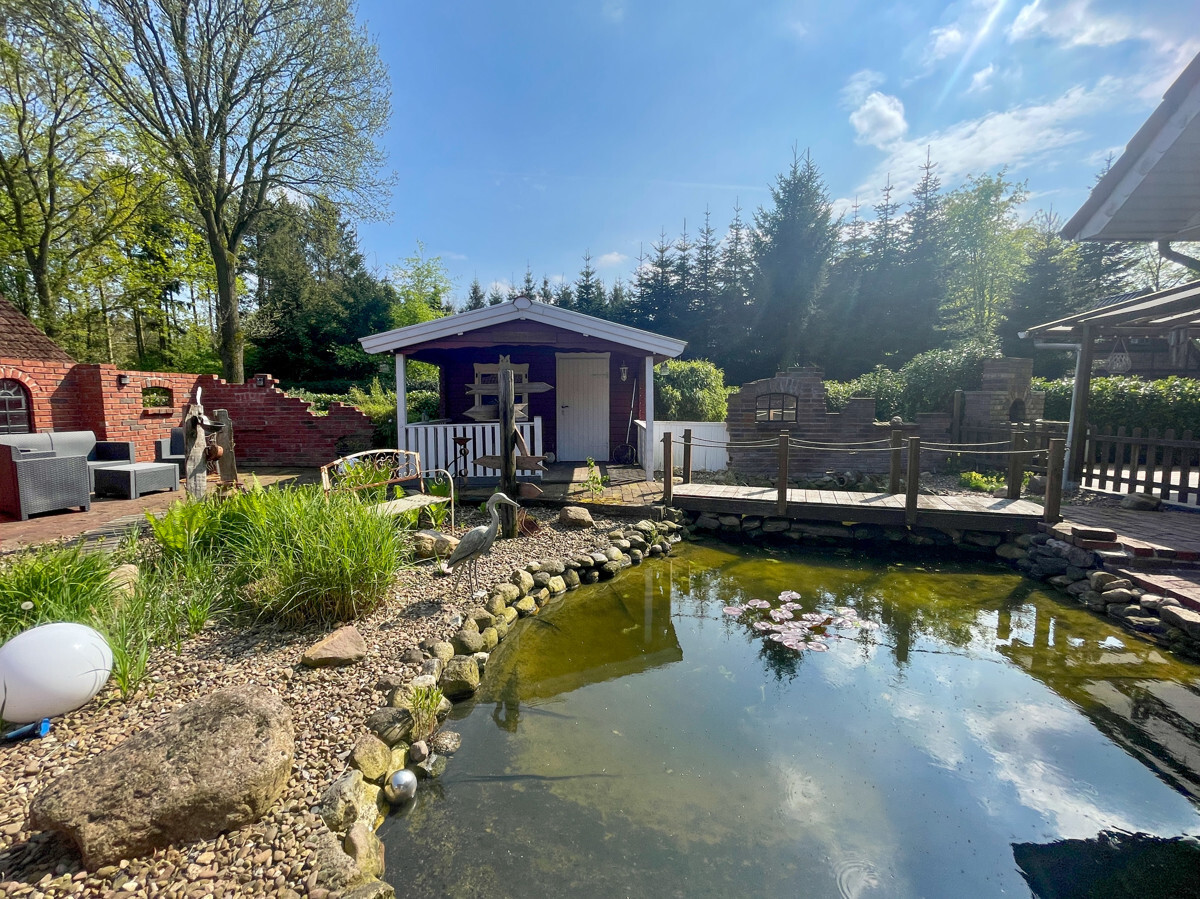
1068,324,1094,483
644,356,656,482
395,353,407,450
682,428,693,484
777,431,789,515
1045,438,1065,524
1006,426,1024,499
888,429,903,494
213,409,238,484
905,437,921,526
951,389,964,445
498,365,518,539
662,432,673,504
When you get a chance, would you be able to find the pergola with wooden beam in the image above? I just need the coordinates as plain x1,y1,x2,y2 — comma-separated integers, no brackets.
1021,279,1200,483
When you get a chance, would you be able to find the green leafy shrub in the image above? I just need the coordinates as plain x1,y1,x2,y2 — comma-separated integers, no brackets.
1032,375,1200,436
825,340,1000,420
654,359,730,421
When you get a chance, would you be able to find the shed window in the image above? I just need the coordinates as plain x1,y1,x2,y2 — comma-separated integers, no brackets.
0,378,31,434
755,393,797,422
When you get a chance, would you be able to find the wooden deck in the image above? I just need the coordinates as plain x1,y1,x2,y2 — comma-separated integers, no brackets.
671,483,1047,533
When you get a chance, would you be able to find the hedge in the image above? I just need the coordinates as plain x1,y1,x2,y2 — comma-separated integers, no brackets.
1032,375,1200,435
825,341,1000,421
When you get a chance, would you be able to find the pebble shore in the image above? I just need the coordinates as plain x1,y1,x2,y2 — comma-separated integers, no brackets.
0,508,621,898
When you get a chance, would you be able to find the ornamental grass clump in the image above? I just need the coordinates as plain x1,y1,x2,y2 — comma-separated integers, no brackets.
0,543,115,641
230,485,409,624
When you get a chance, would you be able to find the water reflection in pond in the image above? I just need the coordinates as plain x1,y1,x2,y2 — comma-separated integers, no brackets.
379,540,1200,898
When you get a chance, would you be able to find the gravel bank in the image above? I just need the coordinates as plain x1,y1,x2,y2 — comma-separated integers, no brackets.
0,507,626,898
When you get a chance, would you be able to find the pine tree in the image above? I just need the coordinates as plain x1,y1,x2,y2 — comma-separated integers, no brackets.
464,277,486,310
898,150,948,359
574,251,605,317
811,199,868,378
521,265,537,299
712,202,755,380
690,208,721,358
1000,211,1079,370
749,149,840,376
633,233,677,334
486,285,506,306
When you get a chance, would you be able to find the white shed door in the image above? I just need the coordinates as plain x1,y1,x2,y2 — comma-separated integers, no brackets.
556,353,610,461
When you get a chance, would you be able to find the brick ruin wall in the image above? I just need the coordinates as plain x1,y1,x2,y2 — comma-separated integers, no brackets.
1,360,373,467
726,369,951,478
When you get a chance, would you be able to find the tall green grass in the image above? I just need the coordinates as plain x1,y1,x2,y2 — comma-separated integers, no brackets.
1,481,411,705
230,487,409,624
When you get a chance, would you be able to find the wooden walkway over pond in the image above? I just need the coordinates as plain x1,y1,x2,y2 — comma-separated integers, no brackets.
671,483,1048,533
661,430,1066,536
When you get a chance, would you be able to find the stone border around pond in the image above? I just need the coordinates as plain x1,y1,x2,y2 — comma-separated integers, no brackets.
683,510,1200,662
309,509,688,894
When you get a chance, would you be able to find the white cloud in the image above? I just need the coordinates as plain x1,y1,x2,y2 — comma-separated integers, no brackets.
844,77,1124,208
849,92,908,148
596,251,629,268
601,0,625,23
840,69,886,108
927,25,966,62
786,20,808,40
968,64,996,93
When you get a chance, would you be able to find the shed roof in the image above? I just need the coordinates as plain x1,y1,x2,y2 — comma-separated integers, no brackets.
0,295,74,363
359,295,687,360
1061,50,1200,242
1020,278,1200,340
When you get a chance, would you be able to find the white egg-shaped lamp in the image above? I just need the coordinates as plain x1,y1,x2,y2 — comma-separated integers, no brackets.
0,622,113,723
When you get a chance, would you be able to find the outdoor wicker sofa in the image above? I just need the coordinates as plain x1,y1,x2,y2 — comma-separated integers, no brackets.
0,431,136,520
154,427,186,478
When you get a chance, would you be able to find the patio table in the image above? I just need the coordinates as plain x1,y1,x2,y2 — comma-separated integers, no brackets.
93,462,180,500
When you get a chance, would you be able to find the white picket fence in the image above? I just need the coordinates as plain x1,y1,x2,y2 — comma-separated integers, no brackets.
403,417,544,479
635,420,729,472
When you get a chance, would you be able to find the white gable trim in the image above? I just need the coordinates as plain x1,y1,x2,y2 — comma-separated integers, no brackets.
359,296,686,358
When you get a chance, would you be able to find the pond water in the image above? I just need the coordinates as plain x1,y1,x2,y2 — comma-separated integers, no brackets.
379,540,1200,898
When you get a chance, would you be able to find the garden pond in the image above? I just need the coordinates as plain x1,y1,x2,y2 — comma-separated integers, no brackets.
380,540,1200,897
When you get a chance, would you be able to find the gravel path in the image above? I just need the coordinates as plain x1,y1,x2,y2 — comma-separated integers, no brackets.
0,507,624,898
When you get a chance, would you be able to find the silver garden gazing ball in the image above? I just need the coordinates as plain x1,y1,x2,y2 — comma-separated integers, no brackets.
384,768,418,804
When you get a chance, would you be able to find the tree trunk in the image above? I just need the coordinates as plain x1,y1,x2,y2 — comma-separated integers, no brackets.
206,228,244,384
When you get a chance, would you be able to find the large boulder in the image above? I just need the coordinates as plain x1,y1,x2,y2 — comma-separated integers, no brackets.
301,626,367,667
440,656,481,700
411,529,460,560
29,687,293,867
559,506,594,528
1120,492,1162,511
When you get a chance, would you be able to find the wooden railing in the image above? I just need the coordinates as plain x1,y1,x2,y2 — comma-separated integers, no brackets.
1084,426,1200,505
663,428,1065,524
402,417,543,480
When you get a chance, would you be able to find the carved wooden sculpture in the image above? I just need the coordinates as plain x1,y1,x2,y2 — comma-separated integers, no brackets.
181,387,225,499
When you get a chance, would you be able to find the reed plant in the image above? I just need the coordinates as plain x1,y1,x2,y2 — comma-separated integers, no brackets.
228,485,409,624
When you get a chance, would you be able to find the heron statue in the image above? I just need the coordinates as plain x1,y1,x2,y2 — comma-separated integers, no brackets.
440,492,520,596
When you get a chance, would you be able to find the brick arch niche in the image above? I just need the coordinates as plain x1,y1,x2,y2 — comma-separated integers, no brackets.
0,375,33,433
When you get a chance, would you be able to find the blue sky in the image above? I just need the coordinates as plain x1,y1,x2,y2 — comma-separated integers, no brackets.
352,0,1199,301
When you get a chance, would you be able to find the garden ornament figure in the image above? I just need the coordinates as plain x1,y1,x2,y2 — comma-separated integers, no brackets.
440,492,520,596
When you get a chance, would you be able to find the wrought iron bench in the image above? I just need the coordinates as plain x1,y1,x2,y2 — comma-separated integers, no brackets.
320,449,454,529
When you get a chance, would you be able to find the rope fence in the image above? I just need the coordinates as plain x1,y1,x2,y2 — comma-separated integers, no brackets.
660,427,1066,525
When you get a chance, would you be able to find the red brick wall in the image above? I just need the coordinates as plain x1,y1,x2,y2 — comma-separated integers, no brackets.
726,368,951,477
1,360,373,467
